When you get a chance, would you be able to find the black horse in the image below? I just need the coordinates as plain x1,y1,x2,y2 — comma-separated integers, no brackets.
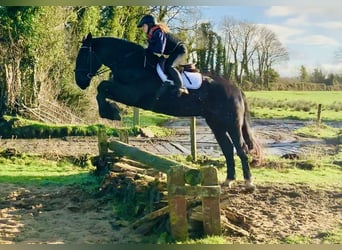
75,33,261,190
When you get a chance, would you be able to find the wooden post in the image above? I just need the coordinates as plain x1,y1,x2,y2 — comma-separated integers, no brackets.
167,165,188,241
98,128,108,157
316,104,322,127
95,128,109,173
190,116,197,161
201,166,221,236
118,130,129,144
133,107,140,127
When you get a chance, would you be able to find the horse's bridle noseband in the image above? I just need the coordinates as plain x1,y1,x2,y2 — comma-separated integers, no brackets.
74,45,110,79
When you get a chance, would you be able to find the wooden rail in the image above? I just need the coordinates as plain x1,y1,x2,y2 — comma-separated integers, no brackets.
97,129,221,241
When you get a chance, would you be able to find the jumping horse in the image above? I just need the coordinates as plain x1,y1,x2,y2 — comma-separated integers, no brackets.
75,33,261,190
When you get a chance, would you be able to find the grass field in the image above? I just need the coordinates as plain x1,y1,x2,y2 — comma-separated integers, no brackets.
245,91,342,121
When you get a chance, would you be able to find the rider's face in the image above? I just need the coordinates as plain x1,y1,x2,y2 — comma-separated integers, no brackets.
141,24,148,34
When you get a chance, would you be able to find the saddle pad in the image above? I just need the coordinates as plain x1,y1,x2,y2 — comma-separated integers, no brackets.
181,72,202,89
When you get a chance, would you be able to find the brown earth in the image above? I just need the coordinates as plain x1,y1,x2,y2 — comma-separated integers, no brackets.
0,119,341,244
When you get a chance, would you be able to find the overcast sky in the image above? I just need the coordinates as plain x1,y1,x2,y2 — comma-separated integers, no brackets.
200,4,342,77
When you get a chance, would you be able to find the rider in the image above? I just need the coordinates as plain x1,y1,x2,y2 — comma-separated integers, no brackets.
137,14,189,98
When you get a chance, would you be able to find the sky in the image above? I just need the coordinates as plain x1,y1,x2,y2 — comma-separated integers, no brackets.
199,4,342,77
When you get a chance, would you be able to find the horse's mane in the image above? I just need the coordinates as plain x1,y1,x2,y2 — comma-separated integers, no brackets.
93,37,144,52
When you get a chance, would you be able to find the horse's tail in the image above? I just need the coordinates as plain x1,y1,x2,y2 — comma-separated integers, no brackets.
241,91,263,166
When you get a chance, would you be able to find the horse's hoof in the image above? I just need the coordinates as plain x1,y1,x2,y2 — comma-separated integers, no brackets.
99,111,121,121
245,178,256,191
223,179,236,188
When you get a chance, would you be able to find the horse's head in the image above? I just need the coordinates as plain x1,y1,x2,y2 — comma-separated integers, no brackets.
74,33,102,90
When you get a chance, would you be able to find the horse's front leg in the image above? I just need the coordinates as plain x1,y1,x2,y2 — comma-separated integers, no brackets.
206,118,236,187
96,80,121,120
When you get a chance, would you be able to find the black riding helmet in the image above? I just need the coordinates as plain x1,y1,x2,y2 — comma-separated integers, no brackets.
137,14,155,28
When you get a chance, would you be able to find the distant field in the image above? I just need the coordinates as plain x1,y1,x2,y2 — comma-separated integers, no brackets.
245,91,342,105
245,91,342,121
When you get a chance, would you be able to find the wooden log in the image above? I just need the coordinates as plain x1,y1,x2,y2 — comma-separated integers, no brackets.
221,216,250,237
201,166,221,236
112,161,148,175
108,140,195,173
221,207,253,225
167,165,188,241
131,206,169,229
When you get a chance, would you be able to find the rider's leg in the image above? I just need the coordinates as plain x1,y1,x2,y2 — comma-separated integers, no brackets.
165,47,189,97
155,63,173,100
156,63,173,84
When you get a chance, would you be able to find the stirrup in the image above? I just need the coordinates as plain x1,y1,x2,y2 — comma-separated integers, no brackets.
177,87,189,97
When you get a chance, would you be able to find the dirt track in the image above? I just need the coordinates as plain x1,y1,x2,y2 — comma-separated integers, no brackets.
1,182,341,244
0,118,341,243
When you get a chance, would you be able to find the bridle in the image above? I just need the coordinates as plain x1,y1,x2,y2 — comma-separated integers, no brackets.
75,42,147,80
74,45,110,79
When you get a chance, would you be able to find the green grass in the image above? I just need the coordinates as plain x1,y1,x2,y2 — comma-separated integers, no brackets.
180,236,231,244
171,148,342,189
295,123,341,139
251,163,342,188
280,228,342,244
245,91,342,106
122,110,173,127
0,154,97,186
319,228,342,244
245,91,342,121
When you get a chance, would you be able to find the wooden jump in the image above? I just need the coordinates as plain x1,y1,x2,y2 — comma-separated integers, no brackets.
96,129,221,241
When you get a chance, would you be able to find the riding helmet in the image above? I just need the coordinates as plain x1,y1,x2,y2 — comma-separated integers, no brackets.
137,14,156,28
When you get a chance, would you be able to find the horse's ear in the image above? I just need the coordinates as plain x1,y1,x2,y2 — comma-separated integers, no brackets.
86,32,92,40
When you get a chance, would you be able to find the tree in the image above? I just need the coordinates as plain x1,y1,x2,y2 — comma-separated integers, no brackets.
255,26,289,88
193,22,217,73
238,22,258,84
311,67,325,83
299,65,309,82
222,17,239,82
0,7,43,114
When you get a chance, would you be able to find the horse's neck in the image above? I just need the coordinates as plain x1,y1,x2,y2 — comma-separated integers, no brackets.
95,38,144,68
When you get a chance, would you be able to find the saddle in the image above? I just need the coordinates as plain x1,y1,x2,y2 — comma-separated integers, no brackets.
179,63,199,73
178,64,202,89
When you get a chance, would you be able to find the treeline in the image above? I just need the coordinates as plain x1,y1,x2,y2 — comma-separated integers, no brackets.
0,6,151,118
0,6,337,120
299,65,342,86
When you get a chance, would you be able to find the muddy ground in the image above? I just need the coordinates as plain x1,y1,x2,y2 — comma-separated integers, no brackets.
0,118,341,244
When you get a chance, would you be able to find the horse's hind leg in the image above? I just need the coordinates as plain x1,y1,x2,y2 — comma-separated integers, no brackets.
96,81,121,120
227,124,255,190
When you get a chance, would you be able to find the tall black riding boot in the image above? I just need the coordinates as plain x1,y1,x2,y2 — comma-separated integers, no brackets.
168,67,189,97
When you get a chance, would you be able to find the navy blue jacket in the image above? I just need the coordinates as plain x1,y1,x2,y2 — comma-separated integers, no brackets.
147,28,167,55
147,26,182,56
